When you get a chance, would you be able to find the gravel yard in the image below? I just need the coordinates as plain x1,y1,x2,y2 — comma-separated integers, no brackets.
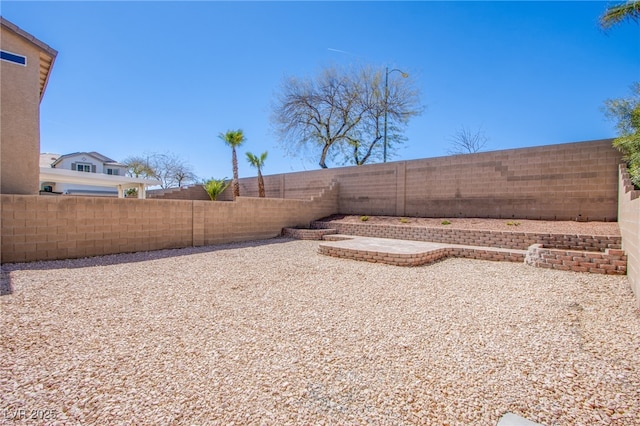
1,238,639,425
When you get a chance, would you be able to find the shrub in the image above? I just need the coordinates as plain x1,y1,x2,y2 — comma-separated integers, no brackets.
360,215,369,222
399,217,409,223
203,177,230,200
441,220,451,225
506,221,521,226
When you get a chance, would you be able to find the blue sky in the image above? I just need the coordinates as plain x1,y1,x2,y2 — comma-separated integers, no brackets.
3,1,639,181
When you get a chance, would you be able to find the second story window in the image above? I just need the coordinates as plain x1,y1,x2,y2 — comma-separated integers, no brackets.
106,168,119,175
76,163,92,172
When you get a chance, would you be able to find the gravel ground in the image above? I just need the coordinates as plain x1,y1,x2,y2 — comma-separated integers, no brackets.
321,216,621,235
1,238,639,425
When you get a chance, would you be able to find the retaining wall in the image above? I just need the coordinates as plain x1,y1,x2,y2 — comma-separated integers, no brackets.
618,165,640,307
319,243,525,267
0,181,338,263
525,244,627,275
311,220,621,252
220,140,621,221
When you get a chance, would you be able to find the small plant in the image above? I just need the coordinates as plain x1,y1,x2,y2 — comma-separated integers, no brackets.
441,220,451,225
203,177,230,201
360,215,369,222
506,221,521,226
399,217,409,223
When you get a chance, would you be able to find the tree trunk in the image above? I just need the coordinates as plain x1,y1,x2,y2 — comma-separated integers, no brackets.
258,169,265,198
319,143,331,169
232,147,240,198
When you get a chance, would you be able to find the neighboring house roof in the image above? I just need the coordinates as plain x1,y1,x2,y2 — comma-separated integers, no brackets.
51,151,127,168
0,17,58,100
40,153,61,168
40,167,161,189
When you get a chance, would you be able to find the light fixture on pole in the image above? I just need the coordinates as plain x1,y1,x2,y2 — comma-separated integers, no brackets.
383,67,408,163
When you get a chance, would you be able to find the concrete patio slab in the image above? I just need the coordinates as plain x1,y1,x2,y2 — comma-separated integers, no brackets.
319,235,527,267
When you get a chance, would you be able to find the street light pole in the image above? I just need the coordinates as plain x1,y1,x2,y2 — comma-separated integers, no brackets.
383,67,408,163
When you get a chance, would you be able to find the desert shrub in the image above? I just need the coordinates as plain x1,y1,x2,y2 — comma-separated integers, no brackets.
203,177,230,200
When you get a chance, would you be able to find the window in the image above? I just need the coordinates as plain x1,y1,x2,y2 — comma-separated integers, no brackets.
106,168,119,176
76,164,91,172
0,50,27,66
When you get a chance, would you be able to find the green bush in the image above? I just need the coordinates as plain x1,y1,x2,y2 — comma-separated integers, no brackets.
605,82,640,188
441,220,451,225
203,177,230,201
360,215,369,222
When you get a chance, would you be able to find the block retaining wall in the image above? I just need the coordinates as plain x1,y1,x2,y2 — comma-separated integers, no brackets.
525,244,627,275
311,221,621,252
0,181,338,263
318,244,525,267
281,228,337,240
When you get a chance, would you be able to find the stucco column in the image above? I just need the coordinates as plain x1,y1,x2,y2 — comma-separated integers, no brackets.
117,185,125,198
138,184,146,199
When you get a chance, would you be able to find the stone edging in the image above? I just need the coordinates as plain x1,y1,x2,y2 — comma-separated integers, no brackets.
318,242,525,267
525,244,627,275
282,228,337,240
311,221,621,252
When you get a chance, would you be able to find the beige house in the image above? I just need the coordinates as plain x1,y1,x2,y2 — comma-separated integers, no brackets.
1,17,57,195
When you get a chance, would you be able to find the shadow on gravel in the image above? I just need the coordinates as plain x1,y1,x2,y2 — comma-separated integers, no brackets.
0,268,12,296
0,237,298,295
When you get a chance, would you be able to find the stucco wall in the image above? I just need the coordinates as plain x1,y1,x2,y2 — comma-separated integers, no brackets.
0,181,338,263
221,140,621,221
618,165,640,308
0,27,43,195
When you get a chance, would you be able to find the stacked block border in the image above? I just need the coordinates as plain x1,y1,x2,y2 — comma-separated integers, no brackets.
318,243,525,267
525,244,627,275
281,228,337,240
311,221,621,252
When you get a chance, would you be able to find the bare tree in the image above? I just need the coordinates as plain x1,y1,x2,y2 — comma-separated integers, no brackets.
123,155,155,178
123,153,197,188
272,64,422,168
447,126,488,155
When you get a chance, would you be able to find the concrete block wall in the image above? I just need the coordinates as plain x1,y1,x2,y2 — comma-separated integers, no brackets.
0,180,338,263
221,140,621,220
148,185,210,201
1,196,193,263
618,165,640,307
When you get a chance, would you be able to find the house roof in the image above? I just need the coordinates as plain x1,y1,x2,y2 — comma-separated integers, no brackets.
40,153,61,167
51,151,127,168
0,17,58,100
40,167,161,188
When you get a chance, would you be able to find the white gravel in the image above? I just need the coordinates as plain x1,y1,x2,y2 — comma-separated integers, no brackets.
1,238,639,425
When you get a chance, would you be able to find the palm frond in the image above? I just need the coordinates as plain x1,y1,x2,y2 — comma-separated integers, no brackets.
600,1,640,29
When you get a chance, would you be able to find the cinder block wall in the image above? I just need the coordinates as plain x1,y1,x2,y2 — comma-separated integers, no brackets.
618,165,640,308
223,140,621,221
148,185,210,200
0,181,338,263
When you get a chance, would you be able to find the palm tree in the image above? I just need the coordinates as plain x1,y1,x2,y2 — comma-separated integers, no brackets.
245,151,268,197
219,129,246,198
600,0,640,29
